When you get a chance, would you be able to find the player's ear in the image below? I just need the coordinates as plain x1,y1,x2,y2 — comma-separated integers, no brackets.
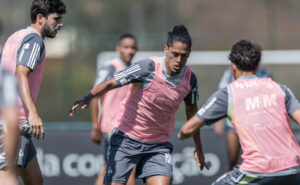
164,45,169,54
36,13,45,25
231,62,238,79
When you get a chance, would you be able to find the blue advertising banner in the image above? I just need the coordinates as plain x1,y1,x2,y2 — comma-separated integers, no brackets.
31,126,300,185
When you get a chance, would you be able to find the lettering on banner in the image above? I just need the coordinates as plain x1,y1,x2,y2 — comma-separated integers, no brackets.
36,148,105,177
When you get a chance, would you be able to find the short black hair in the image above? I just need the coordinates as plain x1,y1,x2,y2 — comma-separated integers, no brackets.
31,0,66,23
229,40,261,72
167,24,192,50
118,33,136,43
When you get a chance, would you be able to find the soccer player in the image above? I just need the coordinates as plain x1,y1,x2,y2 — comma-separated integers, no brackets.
70,25,208,185
214,64,272,171
0,0,66,185
90,34,138,185
178,40,300,185
0,69,19,185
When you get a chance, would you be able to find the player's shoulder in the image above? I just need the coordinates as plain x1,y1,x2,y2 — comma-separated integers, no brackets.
275,82,291,95
22,32,44,47
190,71,197,80
134,58,155,71
189,71,198,85
99,63,116,74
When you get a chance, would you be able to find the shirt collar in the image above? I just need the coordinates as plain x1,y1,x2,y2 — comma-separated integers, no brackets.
26,26,41,36
117,58,130,68
238,75,258,80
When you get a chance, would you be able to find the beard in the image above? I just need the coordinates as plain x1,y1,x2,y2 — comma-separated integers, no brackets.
42,23,57,38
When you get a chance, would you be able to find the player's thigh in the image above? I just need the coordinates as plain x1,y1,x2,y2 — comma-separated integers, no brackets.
0,169,18,185
146,175,171,185
136,148,173,183
19,156,43,185
104,131,139,184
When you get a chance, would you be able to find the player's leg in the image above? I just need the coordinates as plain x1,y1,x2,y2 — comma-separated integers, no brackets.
95,133,110,185
18,133,42,185
95,164,107,185
104,129,139,185
138,142,173,185
146,175,171,185
19,156,43,185
226,130,240,171
104,166,136,185
126,166,136,185
0,169,18,185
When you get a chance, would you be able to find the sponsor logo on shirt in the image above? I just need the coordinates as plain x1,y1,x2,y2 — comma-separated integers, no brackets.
22,43,30,50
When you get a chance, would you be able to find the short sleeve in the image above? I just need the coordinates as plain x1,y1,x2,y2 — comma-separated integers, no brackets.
196,88,228,125
114,59,155,86
184,72,199,106
278,84,300,116
94,64,116,87
17,33,45,70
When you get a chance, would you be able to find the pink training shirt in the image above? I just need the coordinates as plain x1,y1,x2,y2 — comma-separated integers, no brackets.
1,28,46,120
230,78,300,173
99,59,130,133
116,56,191,143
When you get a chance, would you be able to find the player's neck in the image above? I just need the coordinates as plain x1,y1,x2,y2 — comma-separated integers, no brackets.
30,24,44,39
235,71,255,79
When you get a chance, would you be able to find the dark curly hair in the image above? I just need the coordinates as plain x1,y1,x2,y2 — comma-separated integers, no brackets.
31,0,66,23
229,40,261,72
119,33,136,42
167,24,192,50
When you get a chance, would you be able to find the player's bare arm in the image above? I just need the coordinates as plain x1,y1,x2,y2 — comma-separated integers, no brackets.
178,115,206,140
90,99,102,144
16,65,44,140
291,109,300,126
185,104,209,170
69,77,119,117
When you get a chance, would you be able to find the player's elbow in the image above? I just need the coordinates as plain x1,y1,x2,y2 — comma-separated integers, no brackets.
178,127,193,140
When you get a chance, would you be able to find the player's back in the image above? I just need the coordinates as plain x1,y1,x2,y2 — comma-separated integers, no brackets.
229,77,300,173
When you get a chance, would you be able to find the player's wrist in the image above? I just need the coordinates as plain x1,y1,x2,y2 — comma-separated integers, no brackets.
83,92,94,103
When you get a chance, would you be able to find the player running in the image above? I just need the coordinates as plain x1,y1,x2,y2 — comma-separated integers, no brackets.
90,34,138,185
70,25,208,185
178,40,300,185
0,0,66,184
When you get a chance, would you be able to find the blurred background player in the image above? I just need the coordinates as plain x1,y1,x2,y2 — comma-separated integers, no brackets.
69,25,208,185
0,69,19,185
90,34,138,185
179,40,300,185
0,0,66,184
214,63,272,171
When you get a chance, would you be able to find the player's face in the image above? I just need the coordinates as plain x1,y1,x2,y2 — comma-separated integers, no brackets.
117,38,137,66
164,41,190,75
42,13,63,38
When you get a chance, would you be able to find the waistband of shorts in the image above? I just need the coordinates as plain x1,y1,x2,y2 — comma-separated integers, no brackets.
241,165,300,177
112,128,172,146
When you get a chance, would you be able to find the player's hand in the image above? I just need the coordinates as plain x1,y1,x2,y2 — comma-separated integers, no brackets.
28,113,45,140
194,150,209,171
91,128,102,145
69,93,94,117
